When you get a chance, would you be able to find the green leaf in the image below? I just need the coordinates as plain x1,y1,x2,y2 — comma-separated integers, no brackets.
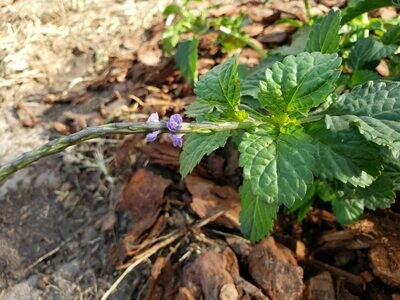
328,81,400,119
184,101,223,120
326,81,400,151
195,55,241,111
239,127,315,207
351,69,380,87
348,37,396,71
306,121,381,187
287,182,316,221
307,10,341,54
240,180,278,242
179,131,231,178
174,38,199,84
327,115,400,151
163,4,184,16
241,55,281,101
270,27,310,56
341,0,394,24
332,197,364,225
360,175,395,210
382,25,400,45
259,52,341,117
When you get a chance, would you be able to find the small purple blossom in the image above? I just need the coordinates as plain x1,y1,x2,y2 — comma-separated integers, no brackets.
169,133,184,148
146,112,159,123
146,112,160,142
146,131,160,142
166,114,183,132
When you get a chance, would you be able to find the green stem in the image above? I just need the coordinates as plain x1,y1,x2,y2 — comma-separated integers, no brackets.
217,28,267,58
0,121,257,182
304,0,311,21
238,34,267,58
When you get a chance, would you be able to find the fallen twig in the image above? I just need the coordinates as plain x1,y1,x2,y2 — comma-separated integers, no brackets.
101,210,227,300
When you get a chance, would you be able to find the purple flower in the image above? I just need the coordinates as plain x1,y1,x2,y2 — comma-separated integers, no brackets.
166,114,183,132
146,112,160,142
169,133,184,148
146,131,160,142
146,112,159,123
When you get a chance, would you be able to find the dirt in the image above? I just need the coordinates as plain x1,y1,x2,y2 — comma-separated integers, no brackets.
1,0,400,299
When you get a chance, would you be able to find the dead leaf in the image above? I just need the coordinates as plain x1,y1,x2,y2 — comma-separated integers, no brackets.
182,248,240,300
95,212,117,232
151,256,167,280
376,60,390,77
145,261,180,300
259,24,296,44
16,102,36,128
185,175,240,229
242,23,265,37
248,237,304,300
138,142,181,167
52,122,70,135
247,6,279,23
138,43,162,66
369,246,400,287
304,272,335,300
120,168,171,241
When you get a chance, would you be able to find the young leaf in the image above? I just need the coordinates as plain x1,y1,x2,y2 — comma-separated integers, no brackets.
241,56,281,101
341,0,394,24
307,10,342,54
174,38,199,84
194,55,241,111
258,52,341,117
179,131,231,178
306,121,381,187
239,127,315,207
326,81,400,151
239,180,278,242
348,37,396,71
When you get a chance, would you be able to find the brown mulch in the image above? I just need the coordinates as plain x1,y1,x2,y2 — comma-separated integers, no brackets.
2,0,400,299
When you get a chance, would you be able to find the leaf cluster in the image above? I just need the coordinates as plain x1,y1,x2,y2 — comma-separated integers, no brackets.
162,1,263,84
179,1,400,241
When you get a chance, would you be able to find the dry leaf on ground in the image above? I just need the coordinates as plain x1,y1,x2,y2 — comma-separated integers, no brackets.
248,237,304,300
120,168,171,241
185,175,240,229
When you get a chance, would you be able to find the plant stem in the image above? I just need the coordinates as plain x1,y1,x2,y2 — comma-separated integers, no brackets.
0,121,257,182
304,0,312,21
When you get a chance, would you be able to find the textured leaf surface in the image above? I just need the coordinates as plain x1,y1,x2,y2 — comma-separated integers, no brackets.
180,131,231,178
327,115,400,151
240,180,278,242
239,127,315,207
360,176,395,210
195,55,241,110
327,81,400,151
328,81,400,119
341,0,393,24
332,197,364,225
348,37,396,71
175,38,199,84
258,52,341,116
306,122,381,187
307,10,341,54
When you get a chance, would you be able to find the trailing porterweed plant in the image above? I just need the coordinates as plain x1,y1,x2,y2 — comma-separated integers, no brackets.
1,3,400,241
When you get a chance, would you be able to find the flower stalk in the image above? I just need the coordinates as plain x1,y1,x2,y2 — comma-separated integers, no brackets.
0,120,259,182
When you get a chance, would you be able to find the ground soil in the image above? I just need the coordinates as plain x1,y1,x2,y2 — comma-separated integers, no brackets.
1,0,400,299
